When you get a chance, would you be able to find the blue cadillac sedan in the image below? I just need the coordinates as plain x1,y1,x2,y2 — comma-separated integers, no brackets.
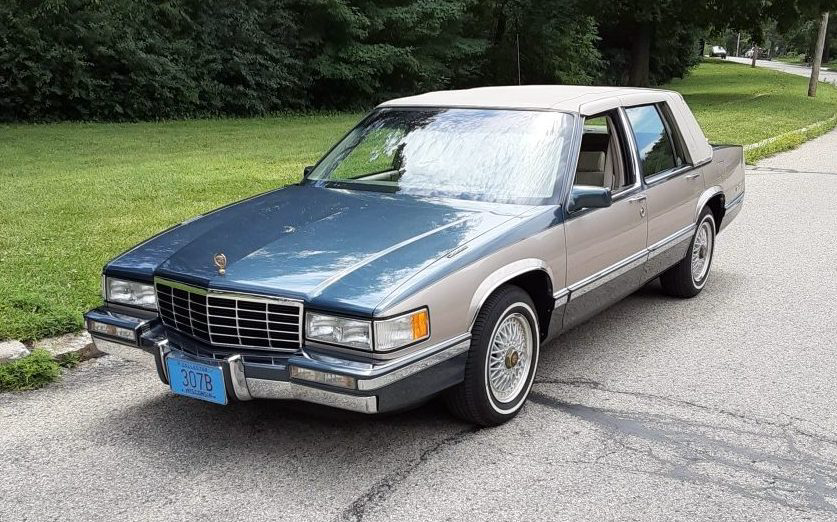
85,86,743,425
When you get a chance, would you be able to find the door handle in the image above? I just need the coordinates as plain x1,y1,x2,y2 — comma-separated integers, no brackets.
628,194,647,218
685,173,701,180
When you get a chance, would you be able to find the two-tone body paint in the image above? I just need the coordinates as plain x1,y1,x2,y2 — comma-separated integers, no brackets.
102,102,743,370
381,113,744,349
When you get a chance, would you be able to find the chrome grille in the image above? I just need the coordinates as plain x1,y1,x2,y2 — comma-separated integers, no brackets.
155,279,302,351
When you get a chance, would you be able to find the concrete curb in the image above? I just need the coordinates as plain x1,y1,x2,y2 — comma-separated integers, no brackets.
27,331,102,364
744,113,837,153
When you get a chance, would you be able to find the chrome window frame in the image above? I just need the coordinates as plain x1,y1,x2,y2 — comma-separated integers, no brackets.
643,159,711,187
613,107,644,200
657,101,693,166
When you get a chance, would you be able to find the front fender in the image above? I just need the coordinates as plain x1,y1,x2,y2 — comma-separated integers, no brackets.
466,258,554,329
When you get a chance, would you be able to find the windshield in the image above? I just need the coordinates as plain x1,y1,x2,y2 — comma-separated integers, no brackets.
305,108,574,204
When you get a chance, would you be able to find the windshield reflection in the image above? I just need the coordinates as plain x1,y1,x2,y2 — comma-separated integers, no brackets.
307,108,574,204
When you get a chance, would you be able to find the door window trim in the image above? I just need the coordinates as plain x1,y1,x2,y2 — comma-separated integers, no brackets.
614,107,644,199
657,102,692,166
563,108,643,217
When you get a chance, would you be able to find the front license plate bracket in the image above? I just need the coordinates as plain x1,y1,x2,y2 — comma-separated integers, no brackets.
166,356,228,405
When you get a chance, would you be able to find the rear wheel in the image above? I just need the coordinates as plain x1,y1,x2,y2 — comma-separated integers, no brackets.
445,285,539,426
660,208,716,298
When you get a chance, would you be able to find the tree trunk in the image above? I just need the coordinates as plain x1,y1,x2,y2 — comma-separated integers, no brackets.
809,11,830,98
751,46,758,67
629,23,652,87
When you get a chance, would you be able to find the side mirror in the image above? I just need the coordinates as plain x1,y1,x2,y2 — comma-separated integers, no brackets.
567,185,612,212
303,165,314,176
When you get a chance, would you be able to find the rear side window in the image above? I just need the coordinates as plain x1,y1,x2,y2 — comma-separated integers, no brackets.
625,105,677,178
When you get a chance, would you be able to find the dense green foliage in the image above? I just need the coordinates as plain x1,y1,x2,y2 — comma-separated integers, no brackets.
3,1,833,120
2,0,619,121
1,0,304,120
0,350,62,392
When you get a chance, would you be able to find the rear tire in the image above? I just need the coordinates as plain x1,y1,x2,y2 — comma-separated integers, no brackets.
445,285,539,426
660,208,716,298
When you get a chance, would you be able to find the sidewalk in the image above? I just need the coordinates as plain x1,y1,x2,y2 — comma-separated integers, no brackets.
753,127,837,173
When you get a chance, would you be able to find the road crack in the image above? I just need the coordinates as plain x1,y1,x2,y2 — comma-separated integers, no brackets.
749,166,837,176
528,388,837,515
534,377,837,445
336,425,481,521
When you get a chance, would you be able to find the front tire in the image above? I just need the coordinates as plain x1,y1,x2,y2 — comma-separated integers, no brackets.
660,208,716,298
445,285,539,426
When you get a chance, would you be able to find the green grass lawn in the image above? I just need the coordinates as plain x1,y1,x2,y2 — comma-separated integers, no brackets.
0,114,360,340
2,60,836,341
666,60,837,147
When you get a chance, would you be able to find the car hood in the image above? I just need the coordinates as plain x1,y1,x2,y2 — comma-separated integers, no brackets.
107,185,533,315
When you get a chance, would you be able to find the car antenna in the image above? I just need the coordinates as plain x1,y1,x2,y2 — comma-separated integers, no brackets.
516,33,522,85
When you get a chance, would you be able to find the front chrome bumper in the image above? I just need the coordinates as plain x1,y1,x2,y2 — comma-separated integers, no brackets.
156,339,379,413
86,306,470,414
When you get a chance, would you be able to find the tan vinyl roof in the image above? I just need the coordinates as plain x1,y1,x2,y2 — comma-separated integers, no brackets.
379,85,673,116
378,85,714,164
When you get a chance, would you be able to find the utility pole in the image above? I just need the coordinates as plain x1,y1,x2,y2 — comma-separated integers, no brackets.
808,11,830,97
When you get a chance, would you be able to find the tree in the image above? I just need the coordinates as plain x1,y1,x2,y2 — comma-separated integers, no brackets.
809,11,830,96
466,0,602,86
583,0,772,86
583,1,685,86
763,0,837,95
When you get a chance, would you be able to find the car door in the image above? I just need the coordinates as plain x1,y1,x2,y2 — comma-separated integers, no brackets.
623,103,704,277
562,109,648,331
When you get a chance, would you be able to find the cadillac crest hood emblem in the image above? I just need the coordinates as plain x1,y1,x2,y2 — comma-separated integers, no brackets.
213,252,227,275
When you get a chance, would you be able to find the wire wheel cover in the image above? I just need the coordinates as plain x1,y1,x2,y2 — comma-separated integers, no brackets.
691,220,713,283
487,312,533,403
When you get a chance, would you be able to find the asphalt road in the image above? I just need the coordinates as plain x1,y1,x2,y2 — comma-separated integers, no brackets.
727,56,837,85
3,133,837,521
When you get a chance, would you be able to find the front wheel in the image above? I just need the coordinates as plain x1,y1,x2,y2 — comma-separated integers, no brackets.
660,208,716,298
445,285,539,426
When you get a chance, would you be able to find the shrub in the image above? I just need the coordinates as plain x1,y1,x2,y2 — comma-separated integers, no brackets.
0,350,62,392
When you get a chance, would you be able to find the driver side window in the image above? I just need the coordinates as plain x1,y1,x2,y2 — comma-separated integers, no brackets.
575,111,634,194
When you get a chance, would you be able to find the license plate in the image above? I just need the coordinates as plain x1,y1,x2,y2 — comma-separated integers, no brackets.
166,357,227,405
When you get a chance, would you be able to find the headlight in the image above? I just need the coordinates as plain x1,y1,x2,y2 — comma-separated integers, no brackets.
305,309,430,351
105,277,156,309
374,308,430,351
305,313,372,350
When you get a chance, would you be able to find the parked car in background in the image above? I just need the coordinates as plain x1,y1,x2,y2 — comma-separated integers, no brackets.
85,86,745,426
745,47,771,59
710,46,727,59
